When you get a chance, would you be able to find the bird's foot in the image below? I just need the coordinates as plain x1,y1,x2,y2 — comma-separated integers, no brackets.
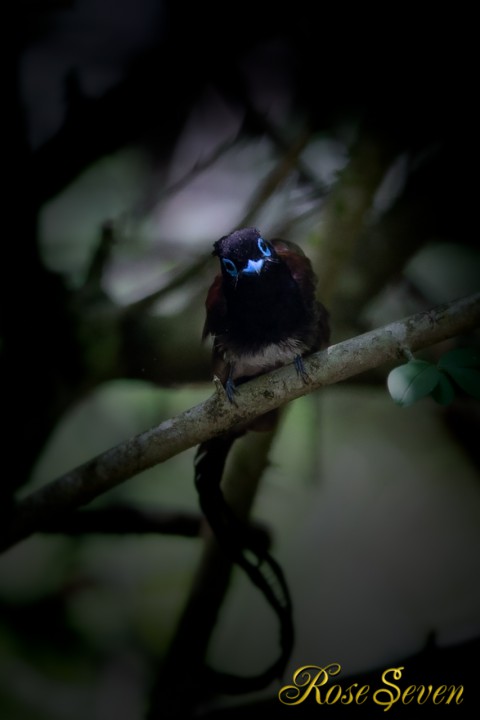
225,377,238,405
213,374,238,405
213,375,224,394
294,354,310,383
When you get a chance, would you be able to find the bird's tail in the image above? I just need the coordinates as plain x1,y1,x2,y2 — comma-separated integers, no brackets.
194,435,294,693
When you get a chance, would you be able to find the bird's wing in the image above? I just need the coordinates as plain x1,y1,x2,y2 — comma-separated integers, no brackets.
202,273,227,340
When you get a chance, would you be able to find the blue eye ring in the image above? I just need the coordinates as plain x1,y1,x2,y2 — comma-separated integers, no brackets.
222,257,238,277
257,237,272,257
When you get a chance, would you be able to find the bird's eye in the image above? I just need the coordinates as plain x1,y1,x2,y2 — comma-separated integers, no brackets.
257,238,272,257
222,258,238,277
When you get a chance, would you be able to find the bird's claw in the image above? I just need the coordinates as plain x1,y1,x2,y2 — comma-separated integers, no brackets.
213,374,238,404
294,354,310,383
225,377,238,405
213,375,225,394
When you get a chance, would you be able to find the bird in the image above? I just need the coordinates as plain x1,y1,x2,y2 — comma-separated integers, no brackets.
194,227,329,693
202,226,330,404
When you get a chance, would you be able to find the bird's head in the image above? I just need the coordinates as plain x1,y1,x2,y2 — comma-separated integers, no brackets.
213,227,278,283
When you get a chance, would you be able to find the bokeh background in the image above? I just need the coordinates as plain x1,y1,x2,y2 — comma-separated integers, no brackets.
3,2,480,718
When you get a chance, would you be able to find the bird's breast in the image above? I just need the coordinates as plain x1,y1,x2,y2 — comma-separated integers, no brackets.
224,338,308,380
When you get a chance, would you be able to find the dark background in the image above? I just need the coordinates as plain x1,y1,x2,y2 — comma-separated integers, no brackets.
2,2,480,718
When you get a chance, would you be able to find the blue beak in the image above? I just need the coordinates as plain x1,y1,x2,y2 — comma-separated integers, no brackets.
241,258,265,275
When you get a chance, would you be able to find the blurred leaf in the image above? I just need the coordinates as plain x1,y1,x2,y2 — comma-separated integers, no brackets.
438,347,480,370
431,373,456,406
442,367,480,401
437,347,480,401
387,360,441,407
404,242,480,304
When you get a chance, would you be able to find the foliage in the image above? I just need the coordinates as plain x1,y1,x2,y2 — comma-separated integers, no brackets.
387,348,480,407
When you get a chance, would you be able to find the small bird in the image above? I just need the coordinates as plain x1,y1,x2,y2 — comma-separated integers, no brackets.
203,226,330,404
194,227,329,693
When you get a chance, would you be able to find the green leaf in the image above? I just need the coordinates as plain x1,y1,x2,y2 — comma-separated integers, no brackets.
387,360,442,407
438,347,480,370
431,373,456,406
437,347,480,401
442,367,480,401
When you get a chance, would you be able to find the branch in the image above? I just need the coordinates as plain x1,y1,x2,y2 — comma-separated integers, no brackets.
3,292,479,552
240,127,312,228
34,503,271,546
312,132,399,307
122,254,211,316
148,431,278,718
123,128,312,317
36,505,202,537
82,220,117,291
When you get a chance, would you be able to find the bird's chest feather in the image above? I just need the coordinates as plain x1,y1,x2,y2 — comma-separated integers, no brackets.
221,271,310,353
225,337,308,379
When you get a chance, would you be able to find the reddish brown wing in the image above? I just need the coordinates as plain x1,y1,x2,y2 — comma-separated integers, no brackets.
272,238,330,350
202,273,230,384
271,239,318,308
202,273,227,340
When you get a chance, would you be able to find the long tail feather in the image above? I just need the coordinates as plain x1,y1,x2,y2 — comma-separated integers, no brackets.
194,436,294,693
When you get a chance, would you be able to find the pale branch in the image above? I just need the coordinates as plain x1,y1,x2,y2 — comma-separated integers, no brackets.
2,292,479,552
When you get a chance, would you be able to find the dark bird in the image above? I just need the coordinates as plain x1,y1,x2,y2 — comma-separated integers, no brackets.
203,226,329,403
194,227,329,694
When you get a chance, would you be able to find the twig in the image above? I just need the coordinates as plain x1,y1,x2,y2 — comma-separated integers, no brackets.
151,135,241,206
118,124,321,319
122,253,211,316
83,220,116,291
312,133,399,307
35,503,271,545
2,292,479,552
258,117,329,199
240,127,312,228
36,505,202,537
147,432,277,718
124,127,314,317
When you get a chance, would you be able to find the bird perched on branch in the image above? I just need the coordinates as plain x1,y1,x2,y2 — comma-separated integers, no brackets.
194,227,329,693
203,226,329,402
